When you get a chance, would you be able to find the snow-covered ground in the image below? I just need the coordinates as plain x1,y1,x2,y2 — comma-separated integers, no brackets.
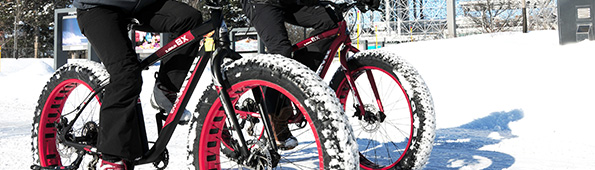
2,30,595,169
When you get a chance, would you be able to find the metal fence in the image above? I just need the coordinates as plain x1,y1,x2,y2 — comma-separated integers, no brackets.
1,47,58,59
350,0,558,42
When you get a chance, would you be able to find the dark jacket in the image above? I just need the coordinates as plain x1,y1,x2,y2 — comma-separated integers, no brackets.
73,0,159,14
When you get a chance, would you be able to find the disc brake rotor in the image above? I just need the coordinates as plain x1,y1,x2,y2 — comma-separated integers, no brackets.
359,104,382,133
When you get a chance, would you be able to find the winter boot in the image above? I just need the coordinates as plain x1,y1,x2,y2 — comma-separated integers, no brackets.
271,107,298,150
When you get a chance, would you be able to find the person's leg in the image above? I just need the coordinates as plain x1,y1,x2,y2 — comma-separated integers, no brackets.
286,6,338,36
77,6,145,161
242,3,292,111
134,0,203,92
242,3,300,149
133,1,203,124
242,3,293,57
285,6,338,71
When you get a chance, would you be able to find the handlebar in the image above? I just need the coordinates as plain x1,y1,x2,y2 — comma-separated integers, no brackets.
321,1,357,12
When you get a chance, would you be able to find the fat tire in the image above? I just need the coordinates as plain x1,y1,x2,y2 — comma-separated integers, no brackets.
31,61,108,169
330,49,435,170
187,55,359,169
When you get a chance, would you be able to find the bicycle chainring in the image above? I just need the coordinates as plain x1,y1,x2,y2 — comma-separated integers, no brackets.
82,122,99,145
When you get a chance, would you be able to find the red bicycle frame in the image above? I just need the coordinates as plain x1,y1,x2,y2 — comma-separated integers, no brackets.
292,20,385,118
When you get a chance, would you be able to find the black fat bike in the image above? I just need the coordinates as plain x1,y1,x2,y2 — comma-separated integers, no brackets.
30,0,358,169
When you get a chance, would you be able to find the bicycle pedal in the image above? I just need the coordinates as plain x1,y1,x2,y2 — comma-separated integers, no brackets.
154,108,192,125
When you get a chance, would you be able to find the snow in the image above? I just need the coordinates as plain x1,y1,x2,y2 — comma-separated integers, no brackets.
2,30,595,169
387,30,595,169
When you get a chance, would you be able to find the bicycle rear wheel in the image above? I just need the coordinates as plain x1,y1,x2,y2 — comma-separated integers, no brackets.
32,61,108,169
330,50,435,170
187,55,358,169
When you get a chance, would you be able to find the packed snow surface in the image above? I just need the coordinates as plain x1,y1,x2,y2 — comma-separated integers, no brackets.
1,30,594,169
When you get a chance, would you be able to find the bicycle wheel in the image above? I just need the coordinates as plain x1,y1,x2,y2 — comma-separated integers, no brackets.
187,55,358,170
330,49,435,170
32,61,108,169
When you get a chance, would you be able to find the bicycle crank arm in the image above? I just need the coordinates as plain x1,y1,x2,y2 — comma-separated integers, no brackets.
30,165,76,170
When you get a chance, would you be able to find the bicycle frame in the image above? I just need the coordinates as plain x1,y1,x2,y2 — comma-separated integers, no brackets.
291,4,383,119
53,3,274,168
134,21,218,165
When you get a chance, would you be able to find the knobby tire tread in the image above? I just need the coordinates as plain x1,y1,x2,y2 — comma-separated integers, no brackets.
32,61,108,168
186,55,358,170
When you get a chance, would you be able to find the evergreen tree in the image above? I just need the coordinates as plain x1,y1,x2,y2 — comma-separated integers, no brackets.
0,0,72,58
0,1,16,55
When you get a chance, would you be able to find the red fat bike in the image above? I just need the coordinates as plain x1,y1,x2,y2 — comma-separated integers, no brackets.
195,1,436,170
320,3,436,169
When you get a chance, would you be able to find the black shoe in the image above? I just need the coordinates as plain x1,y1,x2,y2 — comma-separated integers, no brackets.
150,79,192,124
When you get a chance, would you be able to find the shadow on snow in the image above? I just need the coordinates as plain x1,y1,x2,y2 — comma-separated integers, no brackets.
425,109,524,169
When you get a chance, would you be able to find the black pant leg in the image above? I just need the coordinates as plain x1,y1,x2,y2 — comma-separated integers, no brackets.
241,2,293,57
77,7,145,160
286,6,338,71
134,0,204,91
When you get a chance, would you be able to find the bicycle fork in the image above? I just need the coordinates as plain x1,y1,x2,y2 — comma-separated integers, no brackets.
339,45,386,122
210,47,279,167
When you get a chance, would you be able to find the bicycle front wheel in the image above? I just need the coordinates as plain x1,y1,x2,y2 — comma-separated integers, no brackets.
32,61,108,169
330,49,435,170
187,55,358,170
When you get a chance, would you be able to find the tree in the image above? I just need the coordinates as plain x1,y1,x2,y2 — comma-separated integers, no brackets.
526,0,557,30
0,1,16,50
0,0,72,58
461,0,523,33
